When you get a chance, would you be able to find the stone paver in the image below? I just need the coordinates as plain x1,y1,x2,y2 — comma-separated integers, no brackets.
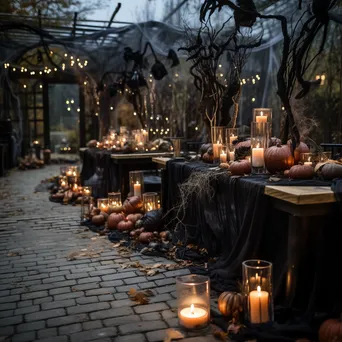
0,165,215,342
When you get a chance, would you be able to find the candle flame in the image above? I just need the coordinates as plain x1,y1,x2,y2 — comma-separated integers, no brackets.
136,181,140,185
260,111,264,116
257,286,261,293
101,203,106,208
190,304,195,314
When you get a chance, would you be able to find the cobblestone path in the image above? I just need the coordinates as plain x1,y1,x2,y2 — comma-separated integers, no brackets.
0,166,217,342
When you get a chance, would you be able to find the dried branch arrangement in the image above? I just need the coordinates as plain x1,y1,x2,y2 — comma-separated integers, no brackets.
199,0,342,148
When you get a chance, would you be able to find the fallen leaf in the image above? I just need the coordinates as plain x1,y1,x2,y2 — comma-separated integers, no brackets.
147,270,158,276
213,330,228,340
7,252,19,257
113,242,121,248
163,328,185,342
128,288,154,305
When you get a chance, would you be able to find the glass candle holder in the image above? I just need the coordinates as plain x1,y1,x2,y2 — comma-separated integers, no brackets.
143,192,158,212
211,126,225,163
59,176,68,188
171,138,182,158
129,171,144,198
226,128,239,151
97,198,109,213
318,151,332,162
251,122,269,174
242,260,274,325
108,192,122,208
300,152,314,166
176,274,210,331
220,148,228,164
253,108,272,124
60,166,68,176
81,186,92,222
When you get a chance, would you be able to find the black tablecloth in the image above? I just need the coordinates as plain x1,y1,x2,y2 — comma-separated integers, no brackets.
164,160,342,322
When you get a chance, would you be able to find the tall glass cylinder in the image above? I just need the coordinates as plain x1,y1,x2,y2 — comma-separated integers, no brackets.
211,126,225,163
176,274,210,331
226,128,239,161
251,122,269,174
242,260,273,325
143,192,158,212
171,138,182,158
253,108,272,124
129,171,144,198
81,186,92,222
108,192,122,209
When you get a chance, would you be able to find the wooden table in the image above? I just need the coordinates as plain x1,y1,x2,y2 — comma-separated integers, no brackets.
265,185,336,306
111,152,173,199
152,157,172,168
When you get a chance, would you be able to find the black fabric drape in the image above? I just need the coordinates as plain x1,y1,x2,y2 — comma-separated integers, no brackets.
80,147,98,185
164,160,342,336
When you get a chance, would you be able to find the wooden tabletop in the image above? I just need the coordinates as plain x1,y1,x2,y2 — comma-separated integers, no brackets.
264,185,335,205
152,157,172,167
111,152,173,160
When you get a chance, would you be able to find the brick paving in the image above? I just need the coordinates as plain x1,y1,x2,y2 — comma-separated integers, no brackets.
0,165,219,342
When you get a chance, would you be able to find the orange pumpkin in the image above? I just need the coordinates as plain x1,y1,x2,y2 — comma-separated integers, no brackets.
288,140,309,164
107,213,125,230
123,196,143,214
229,160,251,175
126,213,143,224
288,164,314,179
319,316,342,342
264,144,294,174
117,219,134,232
91,215,105,226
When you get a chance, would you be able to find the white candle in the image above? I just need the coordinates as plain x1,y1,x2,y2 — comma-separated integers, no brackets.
179,304,209,329
212,143,222,159
229,151,235,162
256,112,267,123
249,286,269,324
220,152,227,163
229,135,238,145
252,147,265,167
134,182,141,197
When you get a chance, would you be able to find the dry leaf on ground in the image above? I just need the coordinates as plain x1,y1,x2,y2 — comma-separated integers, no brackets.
163,328,185,342
7,252,20,257
128,288,154,305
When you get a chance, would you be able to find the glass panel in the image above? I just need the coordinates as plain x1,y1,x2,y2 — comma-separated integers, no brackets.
36,94,43,107
36,121,44,136
28,109,34,120
29,121,36,141
36,109,43,120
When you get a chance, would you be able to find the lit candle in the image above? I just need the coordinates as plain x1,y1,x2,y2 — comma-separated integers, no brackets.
229,151,235,162
100,203,108,213
66,170,73,176
229,135,238,145
84,189,90,195
256,111,267,123
220,151,227,163
61,180,66,187
134,181,141,197
252,146,265,167
73,184,78,191
212,142,222,159
249,286,269,324
147,202,153,211
179,304,209,329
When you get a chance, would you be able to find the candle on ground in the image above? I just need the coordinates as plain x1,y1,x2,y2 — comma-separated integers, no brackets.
213,142,222,159
220,151,227,163
179,304,209,329
100,203,108,213
134,181,141,197
229,151,235,162
256,111,267,123
249,286,269,324
252,147,265,168
61,180,66,187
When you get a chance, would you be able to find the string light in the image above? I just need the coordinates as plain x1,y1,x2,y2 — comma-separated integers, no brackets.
71,99,74,104
23,84,27,88
39,85,43,89
95,112,99,116
67,107,71,111
133,112,137,116
110,106,113,110
252,97,256,102
77,108,80,112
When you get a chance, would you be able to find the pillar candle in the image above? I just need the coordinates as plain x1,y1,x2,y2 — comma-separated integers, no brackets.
229,135,238,145
220,152,227,163
256,112,267,123
212,143,222,159
229,151,235,161
134,182,141,197
179,304,209,329
249,286,269,324
252,147,265,167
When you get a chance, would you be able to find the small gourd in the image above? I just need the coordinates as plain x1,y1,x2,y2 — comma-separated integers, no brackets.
218,292,244,323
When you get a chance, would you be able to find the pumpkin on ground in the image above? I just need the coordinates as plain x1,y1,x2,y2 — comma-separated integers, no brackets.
288,165,314,179
117,219,134,232
100,212,108,221
126,213,143,225
287,140,310,164
234,139,251,160
218,292,244,323
138,232,154,243
123,196,143,214
264,143,294,174
108,206,124,214
91,215,105,226
229,160,251,175
107,213,125,230
318,316,342,342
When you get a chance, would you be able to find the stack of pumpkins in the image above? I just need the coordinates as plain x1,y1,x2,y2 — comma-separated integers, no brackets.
50,185,84,204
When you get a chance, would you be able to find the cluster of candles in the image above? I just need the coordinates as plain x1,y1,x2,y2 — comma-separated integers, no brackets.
176,260,273,331
60,166,81,189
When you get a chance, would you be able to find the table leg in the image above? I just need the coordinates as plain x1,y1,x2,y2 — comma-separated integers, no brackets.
285,215,309,306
